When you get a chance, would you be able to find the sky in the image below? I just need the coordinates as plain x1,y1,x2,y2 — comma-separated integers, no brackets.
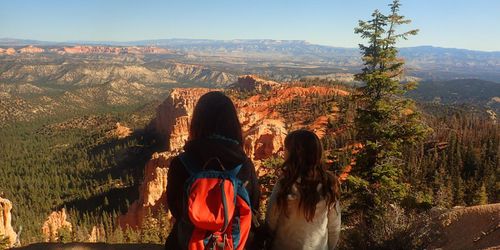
1,0,499,51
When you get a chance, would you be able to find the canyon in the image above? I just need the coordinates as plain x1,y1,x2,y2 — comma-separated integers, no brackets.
1,42,498,249
2,73,499,249
0,56,236,125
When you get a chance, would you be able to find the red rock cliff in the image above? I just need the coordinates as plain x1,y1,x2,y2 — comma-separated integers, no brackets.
118,152,175,229
153,88,212,151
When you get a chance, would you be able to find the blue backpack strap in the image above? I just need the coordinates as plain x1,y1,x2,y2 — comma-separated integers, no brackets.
220,181,230,232
226,163,243,177
178,152,199,176
180,151,244,178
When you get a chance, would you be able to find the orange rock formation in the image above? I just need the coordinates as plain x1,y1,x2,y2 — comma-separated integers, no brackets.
41,209,72,242
5,48,16,55
153,88,212,151
231,75,280,92
118,152,175,229
106,122,132,139
0,197,17,247
243,119,287,161
18,45,44,53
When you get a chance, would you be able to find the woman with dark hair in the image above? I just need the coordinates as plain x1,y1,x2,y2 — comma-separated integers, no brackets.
165,91,260,249
266,130,341,250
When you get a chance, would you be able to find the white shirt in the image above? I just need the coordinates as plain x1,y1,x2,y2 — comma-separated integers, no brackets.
265,181,341,250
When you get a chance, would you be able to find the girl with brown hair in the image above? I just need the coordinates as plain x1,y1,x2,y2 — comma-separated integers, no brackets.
266,129,341,250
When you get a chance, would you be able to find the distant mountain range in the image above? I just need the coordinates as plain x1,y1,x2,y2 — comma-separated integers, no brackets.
2,38,500,82
1,38,499,123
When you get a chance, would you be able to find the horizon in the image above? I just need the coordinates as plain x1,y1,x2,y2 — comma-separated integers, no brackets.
1,0,500,52
2,37,500,53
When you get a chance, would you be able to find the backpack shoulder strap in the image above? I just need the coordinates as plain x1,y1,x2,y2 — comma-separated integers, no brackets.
180,151,244,177
178,152,199,176
226,163,243,178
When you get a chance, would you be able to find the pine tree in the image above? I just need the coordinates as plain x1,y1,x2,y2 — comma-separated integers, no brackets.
473,183,488,205
140,207,160,243
157,204,172,243
108,228,125,244
57,226,73,243
454,177,466,206
124,225,139,243
346,0,429,245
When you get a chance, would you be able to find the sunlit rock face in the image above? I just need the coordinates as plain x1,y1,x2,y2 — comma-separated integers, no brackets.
5,48,17,55
152,88,212,151
243,119,287,161
106,122,132,139
41,209,72,242
18,45,45,53
231,75,280,92
0,197,17,247
117,152,175,229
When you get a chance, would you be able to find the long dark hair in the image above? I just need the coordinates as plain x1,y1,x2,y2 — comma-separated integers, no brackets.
276,130,340,222
189,91,243,145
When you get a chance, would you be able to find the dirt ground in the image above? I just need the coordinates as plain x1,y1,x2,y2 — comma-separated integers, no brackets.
428,203,500,250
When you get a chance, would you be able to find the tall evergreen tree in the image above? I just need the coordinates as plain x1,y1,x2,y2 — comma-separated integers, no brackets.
473,183,488,205
346,0,430,244
140,208,160,243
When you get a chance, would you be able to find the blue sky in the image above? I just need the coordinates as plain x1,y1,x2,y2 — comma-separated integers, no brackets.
1,0,499,51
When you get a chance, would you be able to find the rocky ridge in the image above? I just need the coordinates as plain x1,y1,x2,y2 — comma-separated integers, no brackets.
0,61,235,87
0,45,174,55
231,75,280,92
53,46,174,55
0,58,237,125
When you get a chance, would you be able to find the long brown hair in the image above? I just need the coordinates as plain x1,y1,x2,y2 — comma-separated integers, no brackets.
189,91,243,145
276,130,340,222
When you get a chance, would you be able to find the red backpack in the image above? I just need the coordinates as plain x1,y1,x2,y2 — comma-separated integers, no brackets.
176,152,252,250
